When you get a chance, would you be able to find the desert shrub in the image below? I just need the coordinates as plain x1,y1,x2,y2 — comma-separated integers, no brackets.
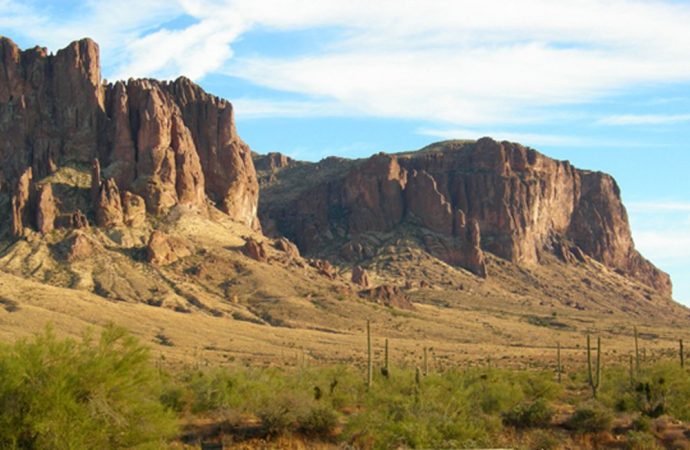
632,415,652,432
625,431,663,450
299,405,339,436
503,399,553,429
0,325,177,449
258,395,303,436
565,402,613,434
184,368,237,413
601,362,690,421
528,429,561,450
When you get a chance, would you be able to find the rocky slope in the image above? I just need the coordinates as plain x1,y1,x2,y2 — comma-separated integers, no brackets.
0,37,685,366
0,36,259,236
255,139,671,296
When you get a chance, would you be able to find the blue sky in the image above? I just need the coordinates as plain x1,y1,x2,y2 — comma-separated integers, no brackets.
2,0,689,305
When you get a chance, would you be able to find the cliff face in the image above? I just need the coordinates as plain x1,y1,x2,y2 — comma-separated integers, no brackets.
0,37,259,233
258,139,671,295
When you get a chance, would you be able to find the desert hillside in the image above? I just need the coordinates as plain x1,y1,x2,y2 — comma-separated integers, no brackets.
0,36,688,371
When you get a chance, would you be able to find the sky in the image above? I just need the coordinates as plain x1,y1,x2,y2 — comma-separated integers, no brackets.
2,0,689,305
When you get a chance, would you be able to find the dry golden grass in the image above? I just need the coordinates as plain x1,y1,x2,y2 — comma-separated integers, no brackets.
1,204,688,374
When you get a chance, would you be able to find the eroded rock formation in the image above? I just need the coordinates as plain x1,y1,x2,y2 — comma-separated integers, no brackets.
0,37,259,235
258,139,671,294
146,231,192,266
242,237,268,262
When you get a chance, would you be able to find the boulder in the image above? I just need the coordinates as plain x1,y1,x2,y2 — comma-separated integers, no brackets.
242,237,268,262
146,231,192,266
122,191,146,227
95,178,124,228
360,285,414,310
274,237,300,259
35,183,56,234
351,266,371,288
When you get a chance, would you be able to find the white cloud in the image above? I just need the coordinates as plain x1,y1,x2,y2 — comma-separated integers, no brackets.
231,98,354,119
599,114,690,126
4,0,690,124
628,202,690,213
212,0,690,125
634,230,690,264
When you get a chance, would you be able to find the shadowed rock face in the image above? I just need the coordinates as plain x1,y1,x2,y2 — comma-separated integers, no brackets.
0,37,259,231
257,139,671,295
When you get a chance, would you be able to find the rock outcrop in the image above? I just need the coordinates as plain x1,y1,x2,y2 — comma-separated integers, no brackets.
0,37,260,235
10,167,33,237
146,231,192,266
242,237,268,262
258,139,671,295
351,266,371,288
95,178,124,228
274,237,300,259
360,285,414,310
35,183,56,234
254,152,295,172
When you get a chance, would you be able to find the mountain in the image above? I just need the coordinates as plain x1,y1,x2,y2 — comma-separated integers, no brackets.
255,140,671,296
0,37,687,367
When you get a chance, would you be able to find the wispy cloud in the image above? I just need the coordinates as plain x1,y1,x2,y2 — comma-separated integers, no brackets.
6,0,690,125
231,98,354,119
599,113,690,126
628,202,690,213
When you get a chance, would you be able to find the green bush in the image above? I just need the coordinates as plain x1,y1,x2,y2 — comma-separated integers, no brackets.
258,397,299,436
299,405,339,436
565,402,613,434
0,325,177,449
502,399,553,429
625,431,663,450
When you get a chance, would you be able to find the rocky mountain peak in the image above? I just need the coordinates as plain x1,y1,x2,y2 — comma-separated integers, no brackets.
256,138,671,295
0,37,260,235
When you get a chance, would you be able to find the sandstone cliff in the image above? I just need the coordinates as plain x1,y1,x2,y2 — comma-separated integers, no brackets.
256,139,671,295
0,37,259,234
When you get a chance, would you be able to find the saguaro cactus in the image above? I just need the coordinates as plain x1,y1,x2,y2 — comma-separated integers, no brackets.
381,338,390,379
680,339,685,369
557,342,562,384
366,320,372,389
423,347,429,376
587,335,601,399
634,327,641,373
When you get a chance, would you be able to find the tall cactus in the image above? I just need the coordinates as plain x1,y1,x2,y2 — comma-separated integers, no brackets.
680,339,685,369
587,335,601,399
634,327,641,373
381,338,390,379
366,320,372,390
557,342,562,384
423,347,429,376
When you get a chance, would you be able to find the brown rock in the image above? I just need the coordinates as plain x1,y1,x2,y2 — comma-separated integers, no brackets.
35,183,56,234
254,152,294,172
10,167,33,237
91,159,102,205
122,191,146,227
360,285,414,310
95,178,124,228
0,37,260,233
260,138,669,295
405,169,454,235
351,266,371,288
68,210,89,229
274,237,300,258
66,231,95,261
146,230,192,266
309,259,337,279
242,237,268,262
